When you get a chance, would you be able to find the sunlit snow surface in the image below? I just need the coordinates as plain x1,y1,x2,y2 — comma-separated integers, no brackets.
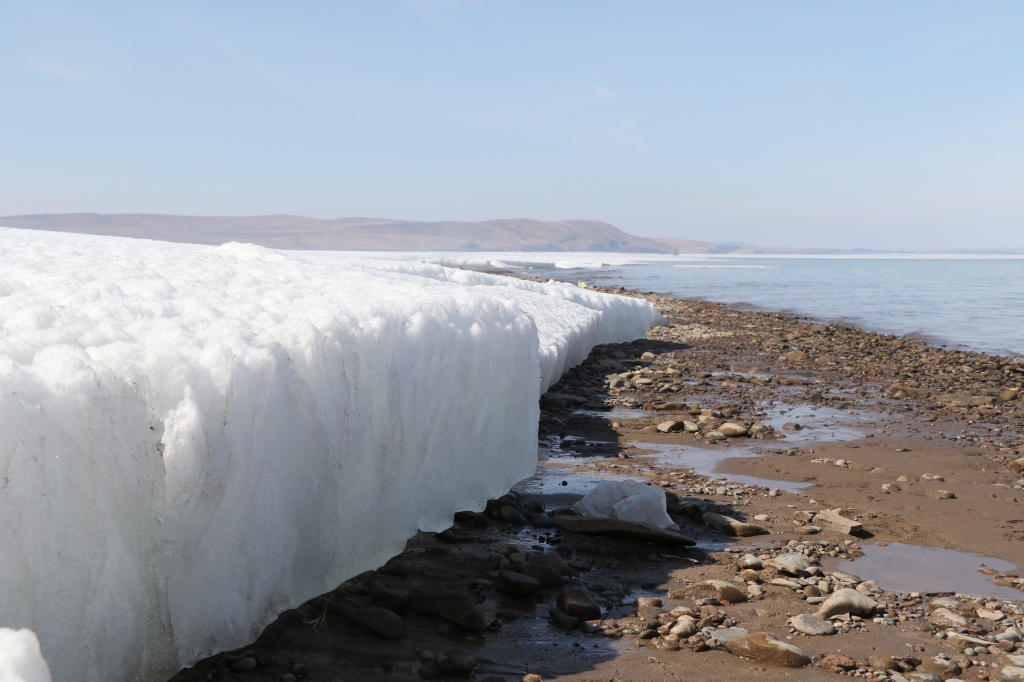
0,229,663,682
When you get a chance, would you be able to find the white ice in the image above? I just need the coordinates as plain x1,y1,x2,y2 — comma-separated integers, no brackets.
574,479,674,529
0,229,663,681
0,630,52,682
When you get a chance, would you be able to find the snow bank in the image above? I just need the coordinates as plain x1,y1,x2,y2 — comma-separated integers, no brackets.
0,229,662,682
0,630,52,682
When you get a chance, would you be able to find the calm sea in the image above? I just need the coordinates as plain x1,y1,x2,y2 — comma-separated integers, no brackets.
523,255,1024,358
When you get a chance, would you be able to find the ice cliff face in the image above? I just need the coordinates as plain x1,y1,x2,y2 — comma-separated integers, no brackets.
0,229,663,681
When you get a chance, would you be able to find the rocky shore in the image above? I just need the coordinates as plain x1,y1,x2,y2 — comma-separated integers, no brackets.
171,288,1024,682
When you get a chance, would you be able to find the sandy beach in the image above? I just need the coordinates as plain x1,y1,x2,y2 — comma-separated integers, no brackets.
170,288,1024,682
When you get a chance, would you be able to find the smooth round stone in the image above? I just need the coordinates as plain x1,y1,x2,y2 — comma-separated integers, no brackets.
790,614,836,636
738,554,763,570
436,649,477,676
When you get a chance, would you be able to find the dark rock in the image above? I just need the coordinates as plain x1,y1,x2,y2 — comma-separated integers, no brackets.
552,515,695,545
556,588,601,621
369,588,409,613
229,657,258,672
436,649,477,677
494,570,540,597
344,606,405,639
409,586,486,631
548,607,579,631
518,562,564,588
528,551,565,573
499,506,527,526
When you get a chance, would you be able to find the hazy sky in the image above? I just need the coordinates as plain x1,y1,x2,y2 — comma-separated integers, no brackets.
2,1,1022,249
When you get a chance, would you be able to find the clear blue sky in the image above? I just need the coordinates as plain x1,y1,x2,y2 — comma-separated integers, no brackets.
2,1,1022,249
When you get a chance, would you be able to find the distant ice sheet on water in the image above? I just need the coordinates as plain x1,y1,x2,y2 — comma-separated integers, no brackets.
0,229,663,682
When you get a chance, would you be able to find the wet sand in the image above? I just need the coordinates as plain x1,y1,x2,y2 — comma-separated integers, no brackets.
170,289,1024,682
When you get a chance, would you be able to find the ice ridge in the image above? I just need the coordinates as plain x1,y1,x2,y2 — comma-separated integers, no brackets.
0,229,662,681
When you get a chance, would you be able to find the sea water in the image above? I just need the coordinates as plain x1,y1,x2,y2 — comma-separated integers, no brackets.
527,255,1024,358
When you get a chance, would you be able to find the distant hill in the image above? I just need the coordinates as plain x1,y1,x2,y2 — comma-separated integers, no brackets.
4,213,1021,254
0,213,677,253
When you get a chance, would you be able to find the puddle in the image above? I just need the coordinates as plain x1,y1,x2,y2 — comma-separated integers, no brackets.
519,459,633,498
832,543,1023,601
574,407,653,420
636,442,810,493
761,405,865,443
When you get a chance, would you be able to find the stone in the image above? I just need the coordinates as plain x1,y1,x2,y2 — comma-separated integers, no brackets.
670,616,698,637
918,656,961,678
556,588,601,621
1009,458,1024,475
436,649,477,677
518,562,564,589
657,420,686,433
409,586,487,631
738,554,763,569
929,596,961,611
707,627,750,647
770,578,804,590
670,580,748,604
718,422,749,437
369,589,409,613
1000,388,1020,402
724,632,810,668
229,657,258,672
345,606,406,639
928,608,969,629
812,509,863,535
789,614,836,636
500,506,527,526
542,392,587,405
906,672,942,682
815,589,877,619
528,551,565,573
548,608,578,631
766,553,813,576
1001,666,1024,682
703,512,769,537
552,515,695,545
886,383,931,399
494,570,540,597
979,607,1006,621
819,654,857,670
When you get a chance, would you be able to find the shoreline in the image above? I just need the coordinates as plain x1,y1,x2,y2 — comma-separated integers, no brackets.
171,286,1024,682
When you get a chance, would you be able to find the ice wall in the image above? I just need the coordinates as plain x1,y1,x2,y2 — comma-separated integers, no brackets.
0,229,662,681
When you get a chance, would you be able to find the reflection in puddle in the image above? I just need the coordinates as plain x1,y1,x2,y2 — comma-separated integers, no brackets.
574,407,653,420
836,543,1022,601
519,461,617,497
637,442,810,493
761,405,865,443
